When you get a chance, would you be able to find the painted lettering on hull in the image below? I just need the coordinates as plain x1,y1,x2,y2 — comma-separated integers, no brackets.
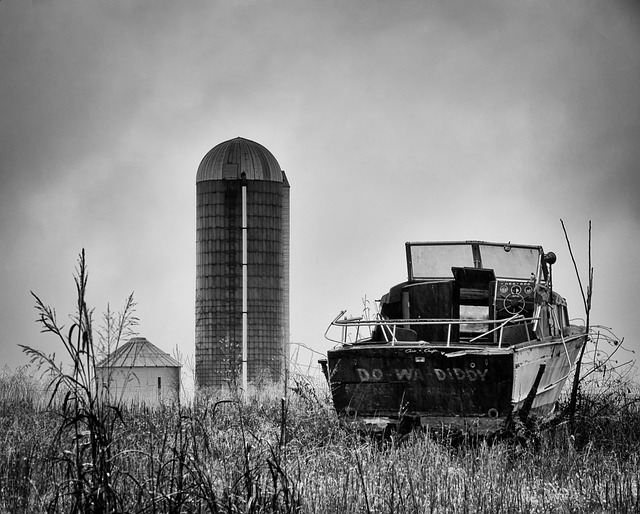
433,368,489,382
356,366,489,382
357,368,383,382
394,368,425,381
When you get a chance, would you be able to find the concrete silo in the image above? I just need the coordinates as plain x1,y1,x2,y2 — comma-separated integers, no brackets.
195,137,290,389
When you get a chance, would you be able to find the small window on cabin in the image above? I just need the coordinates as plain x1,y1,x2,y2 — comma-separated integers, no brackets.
157,377,162,390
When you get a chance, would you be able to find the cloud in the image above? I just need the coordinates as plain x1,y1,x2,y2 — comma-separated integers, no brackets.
0,0,638,372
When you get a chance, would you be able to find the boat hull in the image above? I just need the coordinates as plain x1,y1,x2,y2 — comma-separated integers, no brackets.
323,333,586,433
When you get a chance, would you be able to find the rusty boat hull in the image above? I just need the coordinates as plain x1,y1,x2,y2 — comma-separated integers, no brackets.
321,241,588,433
322,331,585,433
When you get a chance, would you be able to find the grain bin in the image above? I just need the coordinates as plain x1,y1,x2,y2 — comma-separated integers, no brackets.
96,337,181,405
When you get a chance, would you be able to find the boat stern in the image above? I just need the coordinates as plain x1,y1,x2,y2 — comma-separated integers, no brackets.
323,344,514,434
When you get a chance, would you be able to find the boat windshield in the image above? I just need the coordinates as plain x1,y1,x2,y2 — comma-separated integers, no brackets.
409,244,473,278
478,244,540,279
408,242,541,280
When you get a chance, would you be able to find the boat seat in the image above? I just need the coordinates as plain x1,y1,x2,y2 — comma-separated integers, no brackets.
401,280,457,342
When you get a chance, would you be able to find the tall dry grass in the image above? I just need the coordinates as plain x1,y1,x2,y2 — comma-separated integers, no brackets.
1,368,640,513
3,250,639,513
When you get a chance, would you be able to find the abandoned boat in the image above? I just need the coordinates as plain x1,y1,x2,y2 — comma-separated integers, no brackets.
320,241,587,433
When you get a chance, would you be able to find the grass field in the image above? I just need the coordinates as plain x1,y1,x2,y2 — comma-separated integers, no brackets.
4,251,636,513
1,366,639,514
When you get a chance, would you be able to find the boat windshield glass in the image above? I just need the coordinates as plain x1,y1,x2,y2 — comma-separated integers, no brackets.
479,245,540,279
408,243,541,280
409,244,474,278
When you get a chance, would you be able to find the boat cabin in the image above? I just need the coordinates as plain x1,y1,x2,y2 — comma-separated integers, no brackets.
374,241,569,346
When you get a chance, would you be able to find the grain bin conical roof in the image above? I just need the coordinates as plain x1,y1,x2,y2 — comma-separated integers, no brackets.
96,337,181,368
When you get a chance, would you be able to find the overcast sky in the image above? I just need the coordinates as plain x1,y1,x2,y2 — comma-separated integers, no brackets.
1,0,639,383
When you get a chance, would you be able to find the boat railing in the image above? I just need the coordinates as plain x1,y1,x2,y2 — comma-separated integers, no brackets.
325,311,540,348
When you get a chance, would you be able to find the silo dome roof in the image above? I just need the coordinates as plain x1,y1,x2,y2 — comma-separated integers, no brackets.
196,137,284,182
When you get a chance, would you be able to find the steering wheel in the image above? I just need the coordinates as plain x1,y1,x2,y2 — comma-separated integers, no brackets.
502,294,526,315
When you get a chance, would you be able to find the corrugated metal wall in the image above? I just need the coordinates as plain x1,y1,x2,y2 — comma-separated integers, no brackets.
97,366,180,405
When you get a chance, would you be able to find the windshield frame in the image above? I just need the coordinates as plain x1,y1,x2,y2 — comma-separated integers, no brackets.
406,241,543,281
